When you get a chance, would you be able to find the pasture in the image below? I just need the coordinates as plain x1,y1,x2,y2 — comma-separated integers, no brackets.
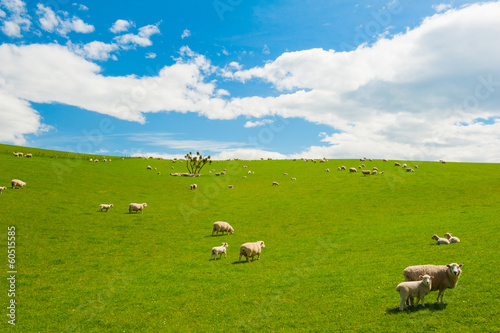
0,144,499,332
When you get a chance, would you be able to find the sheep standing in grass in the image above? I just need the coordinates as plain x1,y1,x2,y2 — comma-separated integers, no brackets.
129,203,147,213
349,168,357,173
283,172,288,175
99,204,113,212
415,165,419,169
25,153,32,158
383,159,388,162
212,221,234,236
444,233,460,243
291,177,296,180
239,241,265,262
211,243,228,260
406,168,415,172
341,166,346,170
371,170,377,175
361,170,371,175
11,179,26,189
0,186,7,194
228,185,234,189
190,184,198,190
325,169,330,172
395,162,401,166
403,263,463,304
147,166,152,170
432,234,450,245
396,274,434,311
94,159,98,163
272,181,279,186
89,159,93,162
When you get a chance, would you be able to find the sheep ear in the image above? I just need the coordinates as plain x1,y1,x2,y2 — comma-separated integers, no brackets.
458,264,463,267
419,275,423,279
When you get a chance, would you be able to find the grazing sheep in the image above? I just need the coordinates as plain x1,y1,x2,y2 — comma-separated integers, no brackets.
239,241,265,262
215,173,221,176
402,163,407,168
440,160,446,164
291,177,296,180
242,176,247,178
378,171,384,174
94,159,98,163
103,159,107,162
361,164,365,167
89,159,93,162
406,168,415,172
0,186,7,194
444,233,460,243
396,274,434,311
395,162,401,166
358,166,362,169
360,158,365,161
371,170,377,175
373,167,378,171
157,172,161,175
211,243,229,260
272,181,279,186
13,152,19,157
129,203,147,214
383,159,388,162
11,179,26,189
221,171,226,175
190,184,198,190
341,166,346,170
403,263,463,304
25,153,32,158
99,204,113,212
228,185,234,189
283,172,288,175
147,166,152,170
415,165,419,169
361,170,371,175
243,165,248,168
212,221,234,236
432,234,450,245
337,167,341,171
154,167,157,170
13,152,23,157
248,171,252,174
320,159,325,163
369,158,373,161
349,168,357,173
325,169,330,172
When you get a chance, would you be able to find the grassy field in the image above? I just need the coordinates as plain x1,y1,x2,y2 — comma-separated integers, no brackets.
1,143,499,332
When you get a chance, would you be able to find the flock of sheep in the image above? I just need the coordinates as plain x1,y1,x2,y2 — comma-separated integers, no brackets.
210,221,266,262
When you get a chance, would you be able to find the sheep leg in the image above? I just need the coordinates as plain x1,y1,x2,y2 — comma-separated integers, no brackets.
239,253,242,262
421,296,425,308
437,290,444,303
399,296,407,311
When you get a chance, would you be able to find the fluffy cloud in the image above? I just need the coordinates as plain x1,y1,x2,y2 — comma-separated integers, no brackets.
433,4,452,12
181,28,191,39
36,4,94,36
145,52,156,59
114,23,160,48
110,19,132,34
67,41,119,61
244,119,274,128
0,0,31,37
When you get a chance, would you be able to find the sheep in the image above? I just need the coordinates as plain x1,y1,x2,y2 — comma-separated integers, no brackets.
122,158,125,160
13,152,19,157
369,158,373,161
129,203,147,214
320,159,326,163
154,167,157,170
361,164,365,167
25,153,32,158
349,167,357,173
99,204,113,212
406,168,415,172
440,160,446,164
212,221,234,236
13,152,23,157
11,179,26,189
402,163,407,168
0,186,7,194
361,170,371,175
444,233,460,243
243,165,248,168
242,176,247,178
215,173,221,176
337,167,341,171
378,171,384,174
360,158,365,161
358,166,362,169
157,172,161,175
383,159,388,162
190,184,198,190
373,167,378,171
211,243,229,260
403,263,463,304
89,159,93,162
395,162,401,166
432,234,450,245
94,159,98,163
228,185,234,189
103,159,107,162
147,166,152,170
283,172,288,175
415,165,419,169
272,181,279,186
396,274,434,311
291,177,296,180
248,171,252,175
371,170,377,175
325,169,330,172
239,241,265,262
341,166,346,170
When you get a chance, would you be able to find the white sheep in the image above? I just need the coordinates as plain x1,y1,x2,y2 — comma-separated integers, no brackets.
406,168,415,172
283,172,288,175
239,241,265,262
228,185,234,189
371,170,377,175
291,177,296,180
211,243,228,260
103,159,107,162
25,153,32,158
341,166,346,170
272,181,279,186
403,263,463,304
402,163,407,168
444,233,460,243
383,159,388,162
0,186,7,194
337,167,341,171
129,203,147,214
415,165,419,169
11,179,26,189
396,274,434,311
99,204,113,212
94,159,98,163
325,169,330,172
212,221,234,236
361,170,371,175
373,167,378,171
395,162,401,166
361,164,365,167
432,234,450,245
379,171,384,174
242,176,247,178
190,184,198,190
147,166,152,170
248,171,252,174
89,159,93,162
349,168,357,173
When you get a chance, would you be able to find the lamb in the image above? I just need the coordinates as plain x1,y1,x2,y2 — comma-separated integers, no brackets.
212,221,234,236
211,243,229,260
11,179,26,189
349,168,357,173
99,204,113,212
272,181,279,186
361,170,371,175
190,184,198,190
396,274,434,311
239,241,265,262
379,171,384,174
432,234,450,245
444,233,460,243
25,153,32,158
0,186,7,194
129,203,147,213
403,263,463,304
395,162,401,166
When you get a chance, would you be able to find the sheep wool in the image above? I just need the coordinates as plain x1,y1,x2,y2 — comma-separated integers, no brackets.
239,241,265,262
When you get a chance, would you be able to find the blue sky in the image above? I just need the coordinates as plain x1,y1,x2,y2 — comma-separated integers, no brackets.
0,0,499,161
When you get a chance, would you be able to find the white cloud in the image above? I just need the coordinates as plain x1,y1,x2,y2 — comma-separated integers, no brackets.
110,19,132,34
0,0,31,38
114,23,160,48
145,52,156,59
78,4,88,11
36,4,94,36
244,119,274,128
212,148,287,160
433,3,452,13
262,44,270,55
181,28,190,39
67,41,119,61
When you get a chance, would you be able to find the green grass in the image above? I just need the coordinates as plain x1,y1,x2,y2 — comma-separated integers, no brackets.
1,144,499,332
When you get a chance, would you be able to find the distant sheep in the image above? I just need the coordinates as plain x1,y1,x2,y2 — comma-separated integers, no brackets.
444,233,460,243
242,176,247,178
373,167,378,171
432,234,450,245
190,184,198,190
89,159,93,162
361,164,365,167
371,170,377,175
215,173,221,176
361,170,371,175
11,179,26,189
337,167,341,171
157,172,161,175
239,241,265,262
0,186,7,194
129,203,147,214
248,171,252,174
403,263,463,304
406,168,415,172
94,159,98,163
13,152,23,157
325,169,330,172
349,167,357,173
415,165,419,169
243,165,248,168
283,172,288,175
272,181,279,186
103,159,107,162
383,159,388,162
211,243,229,260
25,153,32,158
440,160,446,164
228,185,234,189
395,162,401,166
212,221,234,236
378,171,384,175
369,158,373,161
147,166,152,170
341,166,346,170
99,204,113,212
358,166,362,169
396,274,434,311
291,177,296,180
